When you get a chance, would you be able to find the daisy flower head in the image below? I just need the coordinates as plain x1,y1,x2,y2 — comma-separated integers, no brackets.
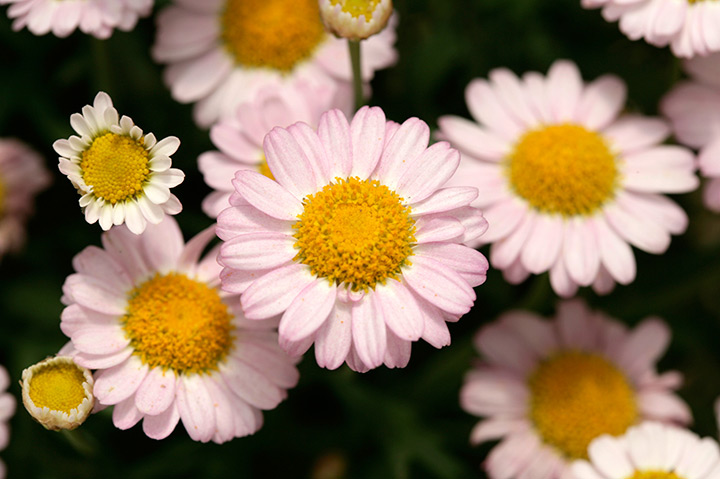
216,106,489,372
319,0,393,41
0,0,153,39
572,422,720,479
0,365,15,479
151,0,398,127
437,60,698,297
582,0,720,58
21,356,94,431
662,53,720,212
54,92,185,235
199,80,346,218
60,216,299,443
0,138,51,260
460,300,691,479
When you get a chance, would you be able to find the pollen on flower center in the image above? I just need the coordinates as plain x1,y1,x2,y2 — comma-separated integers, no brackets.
220,0,326,72
80,132,150,204
123,273,234,374
625,472,685,479
28,361,88,414
330,0,382,18
528,351,637,459
293,177,416,291
506,124,619,216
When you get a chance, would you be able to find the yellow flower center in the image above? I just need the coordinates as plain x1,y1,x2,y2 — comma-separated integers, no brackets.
28,361,88,413
330,0,382,18
123,273,234,374
625,472,685,479
80,132,150,204
528,351,637,459
506,124,619,216
293,177,416,291
257,155,275,181
221,0,326,72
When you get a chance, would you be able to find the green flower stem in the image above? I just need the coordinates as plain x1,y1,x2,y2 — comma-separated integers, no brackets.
60,428,97,457
348,39,364,111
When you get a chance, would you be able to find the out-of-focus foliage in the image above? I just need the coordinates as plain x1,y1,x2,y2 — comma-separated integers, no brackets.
1,0,719,477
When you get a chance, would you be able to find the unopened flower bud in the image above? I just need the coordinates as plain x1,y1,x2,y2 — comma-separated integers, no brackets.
21,356,94,431
319,0,393,41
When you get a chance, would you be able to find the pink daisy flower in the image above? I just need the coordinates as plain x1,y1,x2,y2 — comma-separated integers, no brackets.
437,60,698,297
0,138,51,260
0,366,15,479
662,53,720,212
572,422,720,479
199,81,345,217
60,216,300,443
460,301,691,479
216,106,489,372
54,92,184,235
0,0,153,39
582,0,720,58
151,0,397,127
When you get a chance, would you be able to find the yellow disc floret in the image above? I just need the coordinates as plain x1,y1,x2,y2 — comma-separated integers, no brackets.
293,177,416,291
123,273,234,374
221,0,326,72
506,124,619,216
528,351,637,459
28,361,88,414
80,132,150,204
625,472,685,479
330,0,382,18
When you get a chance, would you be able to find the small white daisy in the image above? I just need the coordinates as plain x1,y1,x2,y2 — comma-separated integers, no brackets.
54,92,184,235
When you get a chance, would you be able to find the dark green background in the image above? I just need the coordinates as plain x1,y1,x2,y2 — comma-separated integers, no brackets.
0,0,719,477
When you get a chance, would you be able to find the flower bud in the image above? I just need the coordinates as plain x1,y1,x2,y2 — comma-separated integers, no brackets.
319,0,393,41
21,356,94,431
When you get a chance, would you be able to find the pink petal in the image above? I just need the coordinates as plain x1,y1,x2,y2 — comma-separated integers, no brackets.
176,374,215,443
414,216,465,243
602,115,670,154
465,79,524,140
485,432,541,479
499,311,558,358
94,356,149,405
134,367,177,416
231,341,299,389
563,217,601,287
468,417,529,445
314,303,353,370
595,216,636,285
278,278,337,342
350,106,387,178
231,170,303,221
219,232,296,270
286,121,332,185
143,402,180,440
402,255,475,316
200,376,236,444
351,295,387,369
519,214,563,275
637,390,692,424
177,225,218,273
262,127,318,199
615,318,669,379
373,280,424,341
219,359,284,409
587,435,635,479
63,274,126,316
415,243,488,287
488,67,541,128
318,108,352,179
216,204,291,240
141,217,184,272
604,200,671,254
74,347,134,370
112,396,143,430
474,322,537,376
72,326,130,355
240,264,314,319
410,187,478,216
490,212,535,269
546,60,583,122
375,118,430,190
383,330,412,369
395,141,459,204
72,245,132,292
436,115,510,160
549,254,579,298
480,198,528,244
421,307,451,348
575,74,627,130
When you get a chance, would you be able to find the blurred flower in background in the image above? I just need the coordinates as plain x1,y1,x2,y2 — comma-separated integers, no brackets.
54,92,184,234
217,106,488,372
0,0,153,38
572,422,720,479
460,300,691,479
662,53,720,213
60,217,299,443
0,138,50,261
0,366,14,479
581,0,720,58
198,80,345,218
319,0,393,41
438,60,698,297
151,0,397,127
